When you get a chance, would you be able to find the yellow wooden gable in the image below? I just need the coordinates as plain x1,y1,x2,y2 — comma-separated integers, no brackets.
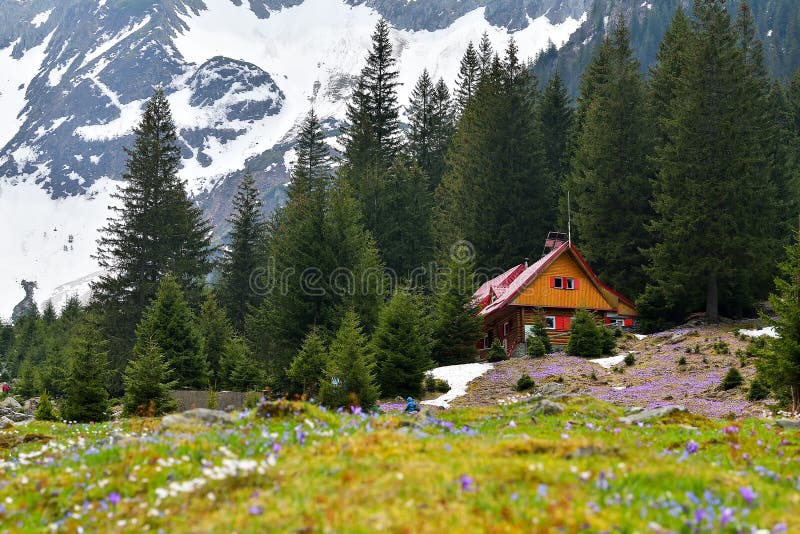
512,249,614,311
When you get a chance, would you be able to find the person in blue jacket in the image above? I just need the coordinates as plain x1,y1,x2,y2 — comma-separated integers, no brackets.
404,396,420,413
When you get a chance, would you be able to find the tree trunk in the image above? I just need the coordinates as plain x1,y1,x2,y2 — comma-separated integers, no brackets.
706,271,719,323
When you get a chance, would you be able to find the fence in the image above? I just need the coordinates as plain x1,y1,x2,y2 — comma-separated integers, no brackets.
170,390,249,412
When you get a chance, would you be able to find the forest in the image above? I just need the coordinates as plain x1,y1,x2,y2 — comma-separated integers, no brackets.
1,0,800,419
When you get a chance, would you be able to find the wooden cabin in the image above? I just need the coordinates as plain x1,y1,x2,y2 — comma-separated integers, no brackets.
473,236,638,357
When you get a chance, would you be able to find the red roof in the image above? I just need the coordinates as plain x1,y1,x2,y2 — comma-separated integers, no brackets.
474,242,637,317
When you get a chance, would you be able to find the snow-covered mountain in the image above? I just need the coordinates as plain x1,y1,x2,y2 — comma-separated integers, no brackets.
0,0,591,318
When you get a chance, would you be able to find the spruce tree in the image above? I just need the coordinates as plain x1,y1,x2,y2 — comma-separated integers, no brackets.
407,70,454,187
755,221,800,412
569,15,653,299
538,71,573,193
372,289,434,398
287,328,327,397
478,32,494,73
455,41,480,113
34,391,59,421
218,174,265,332
92,88,212,391
431,254,483,365
62,316,110,423
134,275,208,389
319,310,379,410
649,7,692,144
122,338,178,416
437,40,553,269
197,294,235,386
643,0,780,323
218,336,262,391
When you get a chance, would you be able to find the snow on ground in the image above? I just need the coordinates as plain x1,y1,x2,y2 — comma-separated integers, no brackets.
422,363,494,408
0,178,119,320
738,326,778,338
589,354,627,369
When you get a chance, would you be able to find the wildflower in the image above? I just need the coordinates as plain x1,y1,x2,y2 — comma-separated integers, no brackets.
685,440,699,455
720,508,734,526
739,486,757,505
459,475,475,492
350,406,362,416
536,483,548,498
107,492,121,506
249,505,263,516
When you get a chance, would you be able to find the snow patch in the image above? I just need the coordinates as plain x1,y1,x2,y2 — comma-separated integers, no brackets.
0,177,120,320
738,327,778,339
80,15,151,69
421,363,493,408
590,354,627,369
31,9,53,28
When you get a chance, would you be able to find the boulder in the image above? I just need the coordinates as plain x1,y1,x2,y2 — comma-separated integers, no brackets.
6,411,32,423
0,416,13,429
618,405,686,425
775,419,800,430
529,399,565,417
624,407,645,416
0,397,22,411
161,408,236,428
23,398,40,415
537,383,566,398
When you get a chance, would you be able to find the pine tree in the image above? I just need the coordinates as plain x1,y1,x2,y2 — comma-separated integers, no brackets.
437,40,553,269
319,310,379,410
407,70,438,180
649,7,692,143
218,174,265,332
455,41,480,113
756,221,800,413
431,254,483,365
538,71,573,192
34,391,59,421
197,294,235,386
341,18,401,172
122,338,178,416
218,336,262,391
478,32,494,73
133,275,208,389
287,328,327,397
643,0,780,323
566,309,604,358
92,88,212,392
62,316,110,423
372,289,434,398
569,15,653,299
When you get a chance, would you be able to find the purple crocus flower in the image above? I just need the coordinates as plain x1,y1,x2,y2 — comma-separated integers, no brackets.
459,475,475,492
107,492,121,506
739,486,757,505
685,440,699,455
720,508,734,526
350,405,362,415
536,483,548,498
249,505,263,515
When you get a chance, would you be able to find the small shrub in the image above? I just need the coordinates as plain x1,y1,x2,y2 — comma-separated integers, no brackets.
712,341,730,355
34,392,59,422
590,372,598,381
515,374,535,392
207,387,218,410
556,376,564,383
747,376,770,401
244,390,262,409
720,367,744,390
694,344,701,354
486,340,508,362
684,346,692,354
566,309,606,357
529,322,553,354
677,356,687,366
600,328,616,355
624,353,635,366
702,356,708,364
424,374,450,393
526,336,546,357
613,328,623,338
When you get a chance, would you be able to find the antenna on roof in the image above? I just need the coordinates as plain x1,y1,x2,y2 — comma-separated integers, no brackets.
567,190,572,245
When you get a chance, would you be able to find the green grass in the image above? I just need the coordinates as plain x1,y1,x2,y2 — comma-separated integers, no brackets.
0,398,797,532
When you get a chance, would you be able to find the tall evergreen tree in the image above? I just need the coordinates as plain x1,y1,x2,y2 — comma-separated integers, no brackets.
123,338,178,416
431,254,483,365
372,289,434,398
478,32,494,72
92,88,212,391
569,16,653,298
455,41,480,113
538,71,573,190
62,316,110,423
437,40,553,269
197,294,235,386
134,275,208,389
218,174,265,332
287,328,327,398
642,0,780,323
319,310,379,410
756,221,800,413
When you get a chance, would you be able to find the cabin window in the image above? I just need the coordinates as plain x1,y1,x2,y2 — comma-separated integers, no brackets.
566,278,575,290
552,277,563,289
544,316,556,330
609,318,625,327
503,321,511,336
483,335,491,349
